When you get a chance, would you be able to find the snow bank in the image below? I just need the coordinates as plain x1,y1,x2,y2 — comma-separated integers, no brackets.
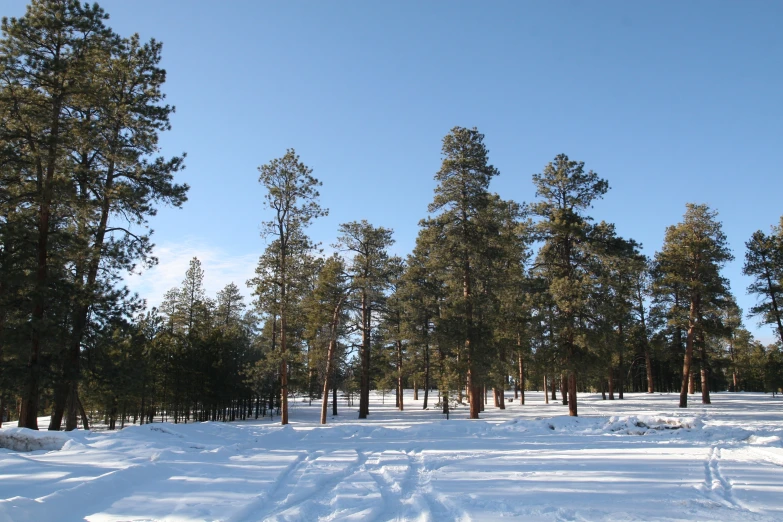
0,428,73,452
493,414,704,437
603,415,702,435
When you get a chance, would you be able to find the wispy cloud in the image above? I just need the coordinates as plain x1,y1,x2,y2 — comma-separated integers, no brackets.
125,239,259,309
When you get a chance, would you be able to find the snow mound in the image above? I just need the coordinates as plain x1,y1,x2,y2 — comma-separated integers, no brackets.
747,434,782,446
493,415,703,437
603,415,702,435
0,428,72,452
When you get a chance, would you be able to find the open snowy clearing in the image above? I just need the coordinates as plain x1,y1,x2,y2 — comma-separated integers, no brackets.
1,392,782,521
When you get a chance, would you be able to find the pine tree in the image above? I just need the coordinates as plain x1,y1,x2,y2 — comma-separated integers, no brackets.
653,203,733,407
336,220,395,419
531,154,609,416
49,31,186,431
253,149,326,425
424,126,500,419
303,254,349,424
400,227,444,410
743,218,783,344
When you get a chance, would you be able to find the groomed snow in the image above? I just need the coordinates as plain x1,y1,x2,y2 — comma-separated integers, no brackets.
1,391,782,521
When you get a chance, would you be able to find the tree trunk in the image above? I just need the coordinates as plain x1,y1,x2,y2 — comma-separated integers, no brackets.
568,372,578,417
679,296,699,408
359,292,371,419
320,339,337,424
645,347,654,393
518,350,525,405
561,374,568,405
551,375,557,402
637,284,655,393
423,334,430,409
700,332,711,404
396,340,404,411
544,376,549,404
608,368,615,400
700,364,711,404
618,324,625,400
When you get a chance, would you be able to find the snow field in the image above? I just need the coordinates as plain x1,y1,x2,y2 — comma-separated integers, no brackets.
1,391,782,521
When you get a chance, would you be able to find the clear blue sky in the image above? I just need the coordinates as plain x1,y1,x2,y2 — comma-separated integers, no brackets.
6,1,783,342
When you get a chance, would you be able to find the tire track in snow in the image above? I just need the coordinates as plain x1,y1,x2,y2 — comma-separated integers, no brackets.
701,445,750,514
707,447,737,506
0,461,175,522
401,451,471,522
226,450,310,522
244,449,373,521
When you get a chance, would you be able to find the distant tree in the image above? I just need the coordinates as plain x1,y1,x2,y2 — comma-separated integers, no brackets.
302,254,349,424
336,220,395,419
401,226,445,410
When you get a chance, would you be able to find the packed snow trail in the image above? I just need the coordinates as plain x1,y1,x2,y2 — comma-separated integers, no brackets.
1,392,782,521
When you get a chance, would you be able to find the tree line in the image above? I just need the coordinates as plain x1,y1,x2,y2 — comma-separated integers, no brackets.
1,1,781,430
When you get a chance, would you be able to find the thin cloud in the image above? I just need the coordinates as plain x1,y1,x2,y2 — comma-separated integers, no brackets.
126,239,259,309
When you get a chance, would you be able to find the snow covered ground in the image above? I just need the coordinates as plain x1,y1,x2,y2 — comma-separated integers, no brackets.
1,391,782,521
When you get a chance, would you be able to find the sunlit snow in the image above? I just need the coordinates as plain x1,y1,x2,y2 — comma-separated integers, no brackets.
1,392,782,521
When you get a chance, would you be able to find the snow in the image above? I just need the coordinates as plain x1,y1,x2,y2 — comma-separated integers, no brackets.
1,392,782,521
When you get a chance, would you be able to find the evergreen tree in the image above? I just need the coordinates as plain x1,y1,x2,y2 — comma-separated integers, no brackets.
253,149,326,424
303,254,349,424
653,203,732,407
743,218,783,344
531,154,608,416
336,220,395,419
424,126,500,419
1,0,115,429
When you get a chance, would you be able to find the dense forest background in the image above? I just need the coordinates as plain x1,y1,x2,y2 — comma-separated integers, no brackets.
1,1,782,430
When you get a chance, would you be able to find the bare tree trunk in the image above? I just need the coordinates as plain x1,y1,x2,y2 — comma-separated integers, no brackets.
699,332,711,404
359,292,371,419
551,375,557,402
320,333,338,424
518,350,525,405
679,296,699,408
561,374,568,405
397,340,404,411
636,284,655,393
544,376,549,404
568,372,578,417
608,368,615,400
618,332,625,400
423,333,430,409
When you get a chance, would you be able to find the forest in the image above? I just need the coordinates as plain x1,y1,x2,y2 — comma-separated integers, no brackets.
1,0,782,431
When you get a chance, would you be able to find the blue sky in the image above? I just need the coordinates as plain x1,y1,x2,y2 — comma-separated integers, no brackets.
6,1,782,341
